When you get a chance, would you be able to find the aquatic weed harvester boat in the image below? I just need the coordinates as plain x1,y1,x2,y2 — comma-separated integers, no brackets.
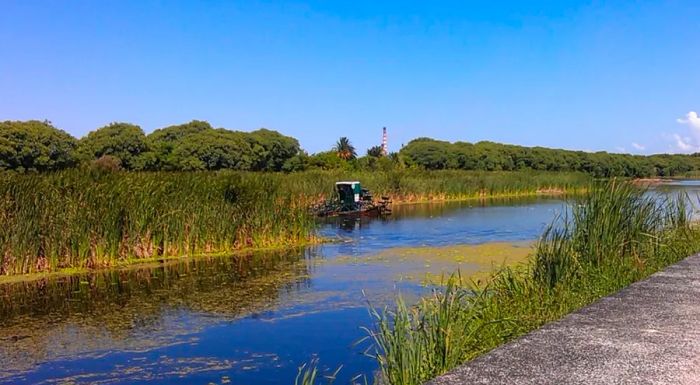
312,181,392,217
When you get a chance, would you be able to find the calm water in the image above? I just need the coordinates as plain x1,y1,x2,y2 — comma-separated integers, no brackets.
0,197,576,385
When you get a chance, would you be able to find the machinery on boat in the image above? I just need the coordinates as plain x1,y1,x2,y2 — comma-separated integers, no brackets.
312,181,392,217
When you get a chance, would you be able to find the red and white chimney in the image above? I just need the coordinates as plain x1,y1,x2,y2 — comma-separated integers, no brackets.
381,127,388,156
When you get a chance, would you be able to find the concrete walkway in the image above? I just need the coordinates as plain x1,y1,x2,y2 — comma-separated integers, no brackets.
427,254,700,385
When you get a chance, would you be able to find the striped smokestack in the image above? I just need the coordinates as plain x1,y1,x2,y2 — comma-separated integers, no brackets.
381,127,388,156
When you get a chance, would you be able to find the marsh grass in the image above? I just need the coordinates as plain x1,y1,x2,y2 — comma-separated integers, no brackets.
0,169,589,275
361,180,700,385
0,170,318,274
300,169,591,203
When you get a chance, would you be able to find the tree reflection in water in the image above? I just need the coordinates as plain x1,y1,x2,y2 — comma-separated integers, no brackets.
0,248,313,377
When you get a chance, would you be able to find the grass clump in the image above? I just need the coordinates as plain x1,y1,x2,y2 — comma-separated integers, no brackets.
362,180,700,385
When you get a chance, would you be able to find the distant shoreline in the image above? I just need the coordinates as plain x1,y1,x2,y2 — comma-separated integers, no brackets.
631,178,674,186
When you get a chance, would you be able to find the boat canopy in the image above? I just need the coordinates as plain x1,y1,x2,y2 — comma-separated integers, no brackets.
335,181,362,207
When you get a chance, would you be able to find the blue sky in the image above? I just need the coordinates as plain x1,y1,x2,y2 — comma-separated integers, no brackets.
1,1,699,154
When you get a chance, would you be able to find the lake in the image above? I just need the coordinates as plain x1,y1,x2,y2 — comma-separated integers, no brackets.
0,193,663,384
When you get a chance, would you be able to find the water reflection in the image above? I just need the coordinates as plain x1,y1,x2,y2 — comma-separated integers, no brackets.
317,198,565,260
0,197,567,385
643,180,700,219
0,249,314,379
322,196,559,233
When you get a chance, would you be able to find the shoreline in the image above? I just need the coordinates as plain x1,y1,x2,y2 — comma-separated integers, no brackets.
0,189,585,285
427,253,700,385
631,178,674,186
0,239,325,286
387,187,585,205
0,190,579,285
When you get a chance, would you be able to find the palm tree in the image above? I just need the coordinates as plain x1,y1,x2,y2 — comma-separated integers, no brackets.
333,137,357,160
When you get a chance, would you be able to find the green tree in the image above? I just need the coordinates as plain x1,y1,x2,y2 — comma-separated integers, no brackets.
147,120,213,170
333,137,357,160
367,145,384,157
78,122,149,170
169,129,255,171
247,128,301,171
0,120,78,172
281,152,309,172
396,136,700,178
400,138,454,169
308,151,350,170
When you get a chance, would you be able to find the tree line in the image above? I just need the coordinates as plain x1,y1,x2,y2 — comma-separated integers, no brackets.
2,119,700,177
0,120,301,172
399,138,700,178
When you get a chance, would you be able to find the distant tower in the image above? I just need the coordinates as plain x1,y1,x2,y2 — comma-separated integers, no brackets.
381,127,388,156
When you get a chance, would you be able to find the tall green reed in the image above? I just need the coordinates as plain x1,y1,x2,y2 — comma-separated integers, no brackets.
293,169,591,202
0,170,317,274
0,169,591,275
533,180,691,287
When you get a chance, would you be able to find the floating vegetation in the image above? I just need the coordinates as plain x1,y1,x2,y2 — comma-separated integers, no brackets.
0,248,313,378
332,242,533,286
13,355,255,385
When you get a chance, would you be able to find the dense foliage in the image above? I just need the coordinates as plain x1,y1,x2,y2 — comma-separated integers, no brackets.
4,119,700,177
147,122,302,172
0,120,301,172
147,120,212,170
77,122,150,170
0,120,78,172
399,138,700,177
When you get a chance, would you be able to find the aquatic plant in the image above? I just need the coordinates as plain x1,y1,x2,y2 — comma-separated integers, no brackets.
0,170,318,274
315,169,591,203
294,359,342,385
0,169,589,275
532,180,690,287
295,361,320,385
362,180,700,385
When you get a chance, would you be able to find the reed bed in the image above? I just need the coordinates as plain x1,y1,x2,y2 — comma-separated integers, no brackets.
293,170,591,203
0,169,590,275
361,181,700,385
0,170,317,275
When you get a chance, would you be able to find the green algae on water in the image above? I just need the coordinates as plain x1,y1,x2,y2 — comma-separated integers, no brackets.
332,241,534,286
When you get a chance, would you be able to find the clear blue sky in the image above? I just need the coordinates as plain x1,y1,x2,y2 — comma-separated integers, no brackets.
2,1,699,154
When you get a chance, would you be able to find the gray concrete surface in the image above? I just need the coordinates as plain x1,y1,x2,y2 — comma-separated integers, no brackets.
427,254,700,385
